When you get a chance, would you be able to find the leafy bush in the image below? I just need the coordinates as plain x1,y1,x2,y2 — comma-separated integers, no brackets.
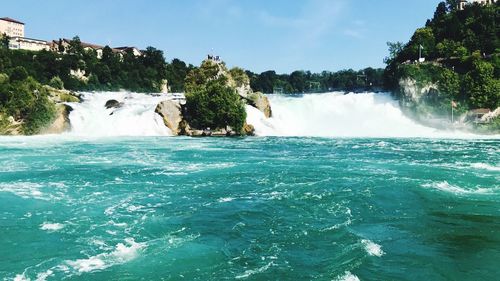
49,76,64,89
0,73,8,84
0,77,56,134
9,66,28,82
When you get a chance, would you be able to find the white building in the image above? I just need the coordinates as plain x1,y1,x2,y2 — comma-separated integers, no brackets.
115,46,142,57
458,0,497,10
0,17,24,37
8,36,49,51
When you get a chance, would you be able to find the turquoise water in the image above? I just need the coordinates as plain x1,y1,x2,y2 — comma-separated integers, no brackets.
0,137,499,280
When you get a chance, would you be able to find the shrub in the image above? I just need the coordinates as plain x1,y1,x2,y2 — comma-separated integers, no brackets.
9,66,28,82
0,73,8,84
49,76,64,89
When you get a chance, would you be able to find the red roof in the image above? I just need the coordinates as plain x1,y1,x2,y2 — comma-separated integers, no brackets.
0,17,24,25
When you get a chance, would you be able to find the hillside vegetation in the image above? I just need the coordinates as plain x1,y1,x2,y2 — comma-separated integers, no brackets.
384,1,499,115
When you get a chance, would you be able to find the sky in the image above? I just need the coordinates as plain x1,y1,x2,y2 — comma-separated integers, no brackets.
2,0,442,73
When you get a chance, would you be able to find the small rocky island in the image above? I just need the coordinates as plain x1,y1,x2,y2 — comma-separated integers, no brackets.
154,57,272,136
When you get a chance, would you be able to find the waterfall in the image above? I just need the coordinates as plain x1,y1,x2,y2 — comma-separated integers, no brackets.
67,92,172,137
246,92,478,138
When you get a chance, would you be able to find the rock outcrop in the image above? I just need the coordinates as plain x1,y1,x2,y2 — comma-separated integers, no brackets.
40,104,72,134
155,100,183,135
247,92,272,118
243,123,255,136
398,78,439,104
0,114,22,135
46,86,80,103
105,99,123,109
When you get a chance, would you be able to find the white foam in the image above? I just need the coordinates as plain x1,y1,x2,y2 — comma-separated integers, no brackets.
0,182,45,200
13,273,30,281
40,222,64,232
65,238,145,273
67,91,173,137
335,271,361,281
422,181,492,195
35,269,53,281
218,197,235,203
361,239,384,257
246,92,496,138
235,262,274,279
471,163,500,172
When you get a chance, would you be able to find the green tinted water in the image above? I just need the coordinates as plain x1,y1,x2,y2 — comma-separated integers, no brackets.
0,137,499,280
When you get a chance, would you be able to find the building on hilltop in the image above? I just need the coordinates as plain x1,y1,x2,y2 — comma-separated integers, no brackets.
1,17,49,51
9,36,49,51
51,39,142,59
2,17,143,57
114,46,142,57
458,0,497,10
0,17,24,37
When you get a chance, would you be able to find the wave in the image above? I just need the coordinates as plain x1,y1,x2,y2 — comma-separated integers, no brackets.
421,181,495,195
246,92,495,138
65,238,145,274
471,163,500,172
335,271,361,281
361,239,384,257
40,222,64,232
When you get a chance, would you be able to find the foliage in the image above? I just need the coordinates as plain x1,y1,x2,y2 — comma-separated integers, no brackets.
0,37,169,93
246,68,385,94
184,60,247,132
229,67,249,88
384,1,499,112
463,54,499,108
166,58,193,92
10,66,28,82
0,77,56,134
49,76,64,89
1,33,9,49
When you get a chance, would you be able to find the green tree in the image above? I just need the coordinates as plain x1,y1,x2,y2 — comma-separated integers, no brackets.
433,2,448,22
184,60,247,132
68,36,84,56
165,58,189,92
463,56,500,109
384,42,404,64
185,79,246,131
1,33,10,49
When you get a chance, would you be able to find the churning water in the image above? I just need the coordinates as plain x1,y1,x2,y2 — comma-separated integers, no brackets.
0,92,499,280
247,92,488,138
67,92,172,137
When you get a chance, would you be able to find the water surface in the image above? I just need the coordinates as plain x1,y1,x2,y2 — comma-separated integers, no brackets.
0,137,499,280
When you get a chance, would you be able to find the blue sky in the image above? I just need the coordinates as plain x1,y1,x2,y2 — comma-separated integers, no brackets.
3,0,441,73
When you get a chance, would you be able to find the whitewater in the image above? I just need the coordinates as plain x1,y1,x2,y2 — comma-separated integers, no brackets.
65,91,494,139
67,92,172,137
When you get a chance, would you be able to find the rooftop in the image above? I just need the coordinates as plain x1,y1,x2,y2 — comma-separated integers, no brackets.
0,17,24,25
471,108,491,114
